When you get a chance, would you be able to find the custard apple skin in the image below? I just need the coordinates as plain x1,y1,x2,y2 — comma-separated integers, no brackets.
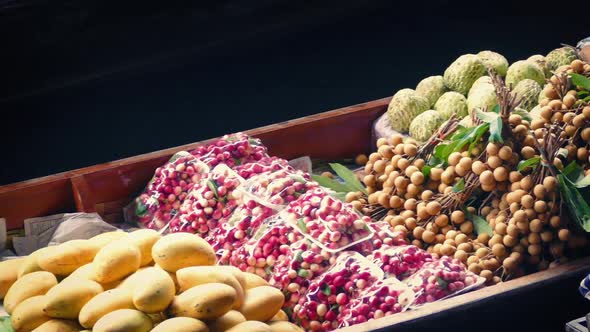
409,110,444,142
459,116,476,128
468,76,493,96
416,76,447,107
477,51,509,77
505,60,545,87
467,84,498,114
527,54,551,77
443,54,487,95
529,105,541,120
512,79,542,111
434,91,468,119
546,47,578,71
387,89,430,133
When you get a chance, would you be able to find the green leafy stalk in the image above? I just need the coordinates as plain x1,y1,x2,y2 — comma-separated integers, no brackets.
557,174,590,232
207,180,219,199
464,208,492,236
570,73,590,90
311,174,351,193
329,163,368,195
517,156,541,172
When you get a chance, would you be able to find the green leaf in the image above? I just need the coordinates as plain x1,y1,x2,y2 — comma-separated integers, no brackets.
311,174,350,193
557,148,569,160
436,276,448,289
207,180,219,199
557,174,590,232
330,192,347,202
422,165,432,179
517,156,541,172
329,163,367,194
297,218,309,233
295,250,304,262
584,96,590,102
298,269,309,278
488,114,503,143
464,208,493,237
562,162,590,189
322,284,332,296
452,178,465,193
491,104,501,114
577,90,590,99
0,317,14,332
570,73,590,90
135,200,148,217
512,109,532,122
476,109,500,123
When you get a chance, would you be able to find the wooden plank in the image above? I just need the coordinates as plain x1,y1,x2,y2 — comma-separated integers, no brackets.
337,256,590,331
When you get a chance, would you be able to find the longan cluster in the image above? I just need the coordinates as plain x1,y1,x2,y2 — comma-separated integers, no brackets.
534,59,590,169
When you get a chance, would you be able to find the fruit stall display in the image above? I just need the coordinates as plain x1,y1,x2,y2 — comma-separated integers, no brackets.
1,44,590,332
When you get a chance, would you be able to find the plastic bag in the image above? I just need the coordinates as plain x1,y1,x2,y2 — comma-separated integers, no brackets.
292,252,383,332
281,188,373,253
124,151,209,230
233,156,292,180
352,220,408,256
404,256,485,306
164,164,244,235
339,277,414,327
208,199,277,262
223,218,303,280
190,132,269,168
238,168,318,210
367,245,434,280
270,238,337,311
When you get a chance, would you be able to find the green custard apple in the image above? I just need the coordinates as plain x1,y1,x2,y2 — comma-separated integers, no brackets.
409,110,445,142
527,54,551,77
512,79,542,111
459,115,476,128
529,105,541,120
387,89,430,133
505,60,545,88
434,91,468,119
546,47,578,71
443,54,487,95
467,84,498,115
468,76,493,96
416,75,447,107
477,50,509,77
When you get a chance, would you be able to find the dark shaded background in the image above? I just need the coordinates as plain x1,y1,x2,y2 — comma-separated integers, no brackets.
1,0,590,331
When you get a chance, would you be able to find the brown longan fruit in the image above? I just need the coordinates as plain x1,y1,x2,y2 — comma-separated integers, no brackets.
413,226,425,239
435,214,449,227
469,263,482,274
528,244,542,256
533,184,546,199
454,250,468,262
404,144,418,157
457,242,472,252
391,134,403,145
451,210,466,225
440,244,456,256
477,233,491,245
405,218,417,231
480,170,495,185
493,167,509,182
584,106,590,119
425,201,442,216
528,232,541,245
422,230,436,244
582,128,590,142
460,221,474,234
549,99,563,110
410,171,425,185
540,106,552,120
498,146,512,161
503,257,518,271
529,218,543,233
558,229,570,241
397,157,410,171
471,160,487,175
448,152,462,166
540,231,553,243
480,269,493,282
459,157,473,171
492,243,507,257
503,234,518,247
487,156,502,169
486,143,499,156
455,233,469,244
355,154,368,165
534,201,547,213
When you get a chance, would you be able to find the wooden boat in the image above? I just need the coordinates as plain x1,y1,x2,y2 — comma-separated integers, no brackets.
1,96,589,331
